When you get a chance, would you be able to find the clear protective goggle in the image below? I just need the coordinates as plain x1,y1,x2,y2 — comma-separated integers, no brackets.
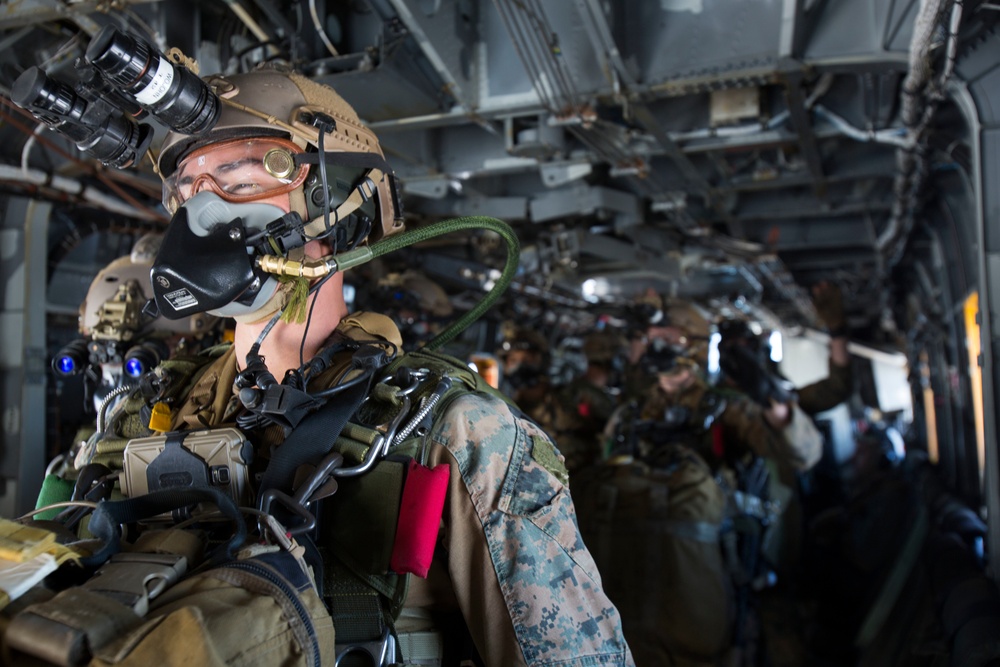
162,137,310,214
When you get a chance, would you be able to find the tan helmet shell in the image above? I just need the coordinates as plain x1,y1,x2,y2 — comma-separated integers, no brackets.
666,301,711,340
500,327,549,356
400,271,452,318
157,68,403,241
80,248,218,338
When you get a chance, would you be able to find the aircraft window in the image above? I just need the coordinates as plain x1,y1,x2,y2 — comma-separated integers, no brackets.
964,292,985,482
769,330,783,363
706,332,721,376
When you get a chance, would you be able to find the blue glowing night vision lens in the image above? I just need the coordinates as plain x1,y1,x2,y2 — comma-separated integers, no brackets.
56,357,76,374
125,358,145,377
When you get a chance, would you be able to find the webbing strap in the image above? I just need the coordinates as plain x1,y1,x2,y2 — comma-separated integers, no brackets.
257,376,369,498
855,505,929,647
397,630,445,663
84,487,245,567
327,559,388,644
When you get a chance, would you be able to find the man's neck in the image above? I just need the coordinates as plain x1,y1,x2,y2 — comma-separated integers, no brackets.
233,274,349,377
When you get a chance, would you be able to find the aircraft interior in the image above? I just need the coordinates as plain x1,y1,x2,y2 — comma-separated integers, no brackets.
0,0,999,665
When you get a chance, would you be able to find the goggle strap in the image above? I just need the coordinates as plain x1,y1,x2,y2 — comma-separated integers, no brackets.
294,151,392,173
302,168,385,239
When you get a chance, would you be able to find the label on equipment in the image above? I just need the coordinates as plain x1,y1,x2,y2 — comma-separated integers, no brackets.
163,288,198,311
134,56,174,106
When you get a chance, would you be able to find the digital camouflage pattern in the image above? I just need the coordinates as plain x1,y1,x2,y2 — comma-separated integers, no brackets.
425,392,634,665
162,313,633,666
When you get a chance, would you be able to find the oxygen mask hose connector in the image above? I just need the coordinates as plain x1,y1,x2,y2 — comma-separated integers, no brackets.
254,216,520,352
255,245,374,280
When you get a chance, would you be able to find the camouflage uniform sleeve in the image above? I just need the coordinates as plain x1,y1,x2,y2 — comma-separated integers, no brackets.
781,403,823,470
720,398,822,471
426,392,634,667
796,359,853,416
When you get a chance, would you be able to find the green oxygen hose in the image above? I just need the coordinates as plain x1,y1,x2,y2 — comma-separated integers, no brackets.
336,216,521,352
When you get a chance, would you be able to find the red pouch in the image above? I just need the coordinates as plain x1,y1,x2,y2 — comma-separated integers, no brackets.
390,460,450,577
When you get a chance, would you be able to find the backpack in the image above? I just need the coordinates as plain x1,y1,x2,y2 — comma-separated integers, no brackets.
3,490,335,667
572,445,733,666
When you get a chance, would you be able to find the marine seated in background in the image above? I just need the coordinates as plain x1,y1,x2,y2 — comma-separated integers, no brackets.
8,64,631,667
548,329,625,473
574,301,822,667
497,325,623,475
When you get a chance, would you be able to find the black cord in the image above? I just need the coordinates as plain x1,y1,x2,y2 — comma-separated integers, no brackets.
317,128,335,251
298,271,335,368
309,366,374,399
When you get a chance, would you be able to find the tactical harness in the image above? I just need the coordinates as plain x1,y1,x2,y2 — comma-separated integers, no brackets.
15,343,517,666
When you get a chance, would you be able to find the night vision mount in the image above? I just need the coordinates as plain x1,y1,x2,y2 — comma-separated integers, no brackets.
11,25,220,168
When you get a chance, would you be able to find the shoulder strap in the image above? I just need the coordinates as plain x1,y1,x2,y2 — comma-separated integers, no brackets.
387,348,519,412
321,349,512,645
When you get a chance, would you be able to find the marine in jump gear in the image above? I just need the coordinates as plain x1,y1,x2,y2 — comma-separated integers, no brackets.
5,34,632,667
574,302,822,667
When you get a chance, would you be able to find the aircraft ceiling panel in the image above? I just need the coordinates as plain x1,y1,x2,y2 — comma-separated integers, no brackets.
480,1,609,110
749,217,876,250
378,0,481,112
315,63,451,122
619,0,783,85
804,0,916,62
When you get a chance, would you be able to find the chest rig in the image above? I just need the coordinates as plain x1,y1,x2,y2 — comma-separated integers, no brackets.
71,337,512,665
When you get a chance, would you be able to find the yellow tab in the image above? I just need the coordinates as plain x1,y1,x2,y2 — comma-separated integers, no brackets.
149,402,173,433
0,519,56,562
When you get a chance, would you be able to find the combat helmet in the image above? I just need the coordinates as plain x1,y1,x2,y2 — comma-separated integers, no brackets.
664,299,712,364
499,326,550,360
80,234,217,339
158,67,404,244
380,270,453,318
498,325,550,391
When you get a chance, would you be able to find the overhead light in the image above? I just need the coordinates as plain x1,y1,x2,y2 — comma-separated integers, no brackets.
581,277,609,302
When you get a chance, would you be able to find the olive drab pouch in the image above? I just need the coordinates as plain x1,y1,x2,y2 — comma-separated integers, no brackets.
2,490,335,667
84,547,336,667
572,444,733,666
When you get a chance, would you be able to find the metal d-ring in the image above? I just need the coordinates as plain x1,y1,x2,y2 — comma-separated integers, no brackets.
333,394,411,478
